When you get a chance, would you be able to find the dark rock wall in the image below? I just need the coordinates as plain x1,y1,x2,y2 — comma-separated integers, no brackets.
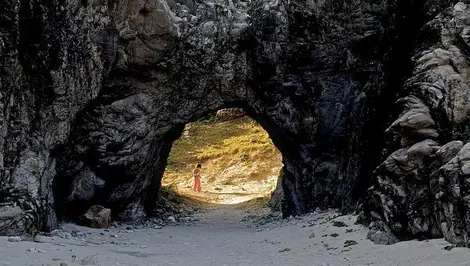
0,0,107,234
366,2,470,246
2,0,470,246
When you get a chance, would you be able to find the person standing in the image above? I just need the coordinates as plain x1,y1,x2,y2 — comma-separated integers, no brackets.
193,164,202,192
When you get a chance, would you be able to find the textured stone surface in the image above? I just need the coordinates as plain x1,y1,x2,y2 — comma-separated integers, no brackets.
49,0,392,223
365,1,470,246
215,108,246,121
2,0,470,245
0,0,107,235
82,205,111,229
367,221,399,245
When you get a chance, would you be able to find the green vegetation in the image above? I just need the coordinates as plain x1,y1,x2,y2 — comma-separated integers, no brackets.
193,120,274,161
163,116,281,188
166,117,275,168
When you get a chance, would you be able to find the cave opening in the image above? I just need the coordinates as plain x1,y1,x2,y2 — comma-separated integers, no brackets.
159,108,283,207
51,86,299,228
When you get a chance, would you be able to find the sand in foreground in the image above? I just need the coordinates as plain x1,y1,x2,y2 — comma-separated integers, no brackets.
1,206,469,266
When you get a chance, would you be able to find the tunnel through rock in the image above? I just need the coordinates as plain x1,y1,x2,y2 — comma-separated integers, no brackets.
14,0,380,233
52,98,300,225
3,0,450,238
161,111,283,205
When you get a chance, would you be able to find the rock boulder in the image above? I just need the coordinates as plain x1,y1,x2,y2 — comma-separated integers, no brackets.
82,205,112,229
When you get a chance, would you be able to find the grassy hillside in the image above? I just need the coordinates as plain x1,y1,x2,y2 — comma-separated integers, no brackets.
162,116,282,204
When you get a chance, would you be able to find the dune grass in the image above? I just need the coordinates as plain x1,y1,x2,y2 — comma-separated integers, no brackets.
163,116,281,188
165,116,276,172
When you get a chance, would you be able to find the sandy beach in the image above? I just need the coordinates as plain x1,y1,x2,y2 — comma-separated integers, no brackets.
2,203,470,266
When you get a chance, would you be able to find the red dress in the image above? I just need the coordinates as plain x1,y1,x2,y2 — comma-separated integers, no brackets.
193,168,201,192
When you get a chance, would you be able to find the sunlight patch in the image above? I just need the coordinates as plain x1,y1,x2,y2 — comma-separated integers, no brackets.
162,114,282,205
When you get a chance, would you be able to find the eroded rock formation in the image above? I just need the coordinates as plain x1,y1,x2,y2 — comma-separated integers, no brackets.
365,3,470,246
2,0,470,246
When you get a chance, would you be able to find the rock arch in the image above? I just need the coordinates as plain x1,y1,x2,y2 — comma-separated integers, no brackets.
3,0,468,244
1,0,373,234
48,0,373,225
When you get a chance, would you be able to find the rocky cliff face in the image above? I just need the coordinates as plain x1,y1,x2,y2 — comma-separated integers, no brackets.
2,0,470,246
365,2,470,246
0,0,108,234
